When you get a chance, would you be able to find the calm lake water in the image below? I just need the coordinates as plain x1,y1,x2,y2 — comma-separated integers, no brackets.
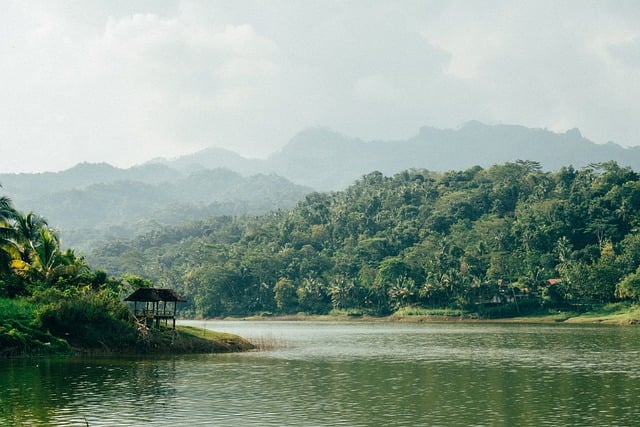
2,321,640,426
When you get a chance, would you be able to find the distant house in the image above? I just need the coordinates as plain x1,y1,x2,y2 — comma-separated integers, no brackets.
478,281,531,305
547,278,563,286
124,288,187,330
482,293,516,305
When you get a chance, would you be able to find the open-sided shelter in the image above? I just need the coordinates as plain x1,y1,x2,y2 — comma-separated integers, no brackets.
124,288,187,329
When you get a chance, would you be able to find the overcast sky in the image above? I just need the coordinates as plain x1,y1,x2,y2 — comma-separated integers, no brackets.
2,0,640,173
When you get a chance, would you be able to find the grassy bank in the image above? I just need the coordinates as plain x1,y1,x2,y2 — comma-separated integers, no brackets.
227,302,640,325
67,326,255,356
8,293,636,358
0,297,254,357
170,326,254,353
0,298,69,357
536,303,640,325
388,302,640,325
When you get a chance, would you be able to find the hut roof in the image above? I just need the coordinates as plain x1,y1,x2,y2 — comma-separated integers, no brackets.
124,288,187,303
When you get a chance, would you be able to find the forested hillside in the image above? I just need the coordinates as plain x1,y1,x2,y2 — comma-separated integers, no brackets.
89,161,640,318
1,166,311,251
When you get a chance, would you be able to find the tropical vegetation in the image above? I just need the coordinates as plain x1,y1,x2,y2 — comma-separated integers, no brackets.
1,191,139,355
1,192,253,356
89,161,640,319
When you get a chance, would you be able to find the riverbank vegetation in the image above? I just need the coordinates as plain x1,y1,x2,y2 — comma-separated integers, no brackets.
0,195,252,356
89,161,640,320
0,292,253,357
4,160,640,356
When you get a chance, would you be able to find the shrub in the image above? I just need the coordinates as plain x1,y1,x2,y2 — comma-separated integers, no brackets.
0,297,37,322
0,275,28,298
0,319,69,356
35,288,137,349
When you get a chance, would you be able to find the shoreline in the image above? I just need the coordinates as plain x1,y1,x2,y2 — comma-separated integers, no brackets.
6,306,639,358
201,309,640,326
1,326,255,359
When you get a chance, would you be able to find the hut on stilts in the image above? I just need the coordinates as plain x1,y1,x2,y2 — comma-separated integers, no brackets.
124,288,187,330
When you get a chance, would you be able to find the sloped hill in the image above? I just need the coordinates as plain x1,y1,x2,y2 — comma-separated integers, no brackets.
0,165,311,251
0,162,183,201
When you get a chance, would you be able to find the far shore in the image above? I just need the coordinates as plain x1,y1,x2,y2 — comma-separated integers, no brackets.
194,306,640,326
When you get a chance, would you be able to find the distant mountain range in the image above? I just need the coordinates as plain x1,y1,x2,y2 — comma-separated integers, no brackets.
0,166,311,251
1,121,639,250
156,121,640,190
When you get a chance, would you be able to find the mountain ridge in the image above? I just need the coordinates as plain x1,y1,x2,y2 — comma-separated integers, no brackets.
2,121,640,250
0,165,311,251
4,122,639,193
154,121,640,190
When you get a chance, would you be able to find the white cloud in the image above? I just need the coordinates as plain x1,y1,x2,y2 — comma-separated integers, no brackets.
354,75,402,104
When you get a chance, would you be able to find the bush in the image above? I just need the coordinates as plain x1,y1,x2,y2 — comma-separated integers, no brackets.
393,306,464,317
0,275,28,298
0,297,37,322
0,319,69,356
475,299,542,318
35,288,137,349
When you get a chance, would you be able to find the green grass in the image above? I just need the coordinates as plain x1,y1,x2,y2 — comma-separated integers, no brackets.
465,302,640,324
0,298,70,357
0,298,37,322
328,308,367,317
562,302,640,324
0,297,255,357
174,326,255,352
390,302,640,324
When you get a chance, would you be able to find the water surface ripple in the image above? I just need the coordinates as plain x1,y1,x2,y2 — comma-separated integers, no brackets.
2,321,640,426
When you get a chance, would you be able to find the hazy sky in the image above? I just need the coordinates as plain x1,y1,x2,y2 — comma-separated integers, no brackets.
2,0,640,173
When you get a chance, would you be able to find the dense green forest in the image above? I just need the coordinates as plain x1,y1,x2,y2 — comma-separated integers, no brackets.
90,161,640,318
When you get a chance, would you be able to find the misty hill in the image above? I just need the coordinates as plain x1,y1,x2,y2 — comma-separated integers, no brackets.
267,122,640,189
160,122,640,191
151,147,263,176
0,166,311,251
32,169,307,228
88,162,640,317
0,162,184,199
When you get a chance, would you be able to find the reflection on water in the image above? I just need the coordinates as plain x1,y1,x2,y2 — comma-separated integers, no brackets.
1,357,179,426
2,322,640,426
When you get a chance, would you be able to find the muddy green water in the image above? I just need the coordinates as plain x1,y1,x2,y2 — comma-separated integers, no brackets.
2,321,640,426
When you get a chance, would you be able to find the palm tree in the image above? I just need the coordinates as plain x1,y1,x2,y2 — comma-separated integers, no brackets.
14,212,49,256
0,196,20,274
11,220,89,287
11,226,58,284
0,196,17,233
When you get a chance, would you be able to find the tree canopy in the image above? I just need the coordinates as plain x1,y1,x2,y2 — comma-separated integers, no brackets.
87,161,640,317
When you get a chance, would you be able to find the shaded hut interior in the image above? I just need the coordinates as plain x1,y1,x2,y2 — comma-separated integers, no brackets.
124,288,187,329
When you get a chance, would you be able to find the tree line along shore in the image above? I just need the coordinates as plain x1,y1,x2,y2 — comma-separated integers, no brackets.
3,161,640,356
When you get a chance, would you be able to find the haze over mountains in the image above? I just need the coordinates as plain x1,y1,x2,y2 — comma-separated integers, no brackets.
160,121,640,190
1,121,639,250
0,166,311,251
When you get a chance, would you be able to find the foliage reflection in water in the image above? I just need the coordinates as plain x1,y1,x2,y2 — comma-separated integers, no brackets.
2,322,640,426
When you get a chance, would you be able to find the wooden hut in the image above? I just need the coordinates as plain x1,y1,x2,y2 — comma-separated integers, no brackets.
124,288,186,329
